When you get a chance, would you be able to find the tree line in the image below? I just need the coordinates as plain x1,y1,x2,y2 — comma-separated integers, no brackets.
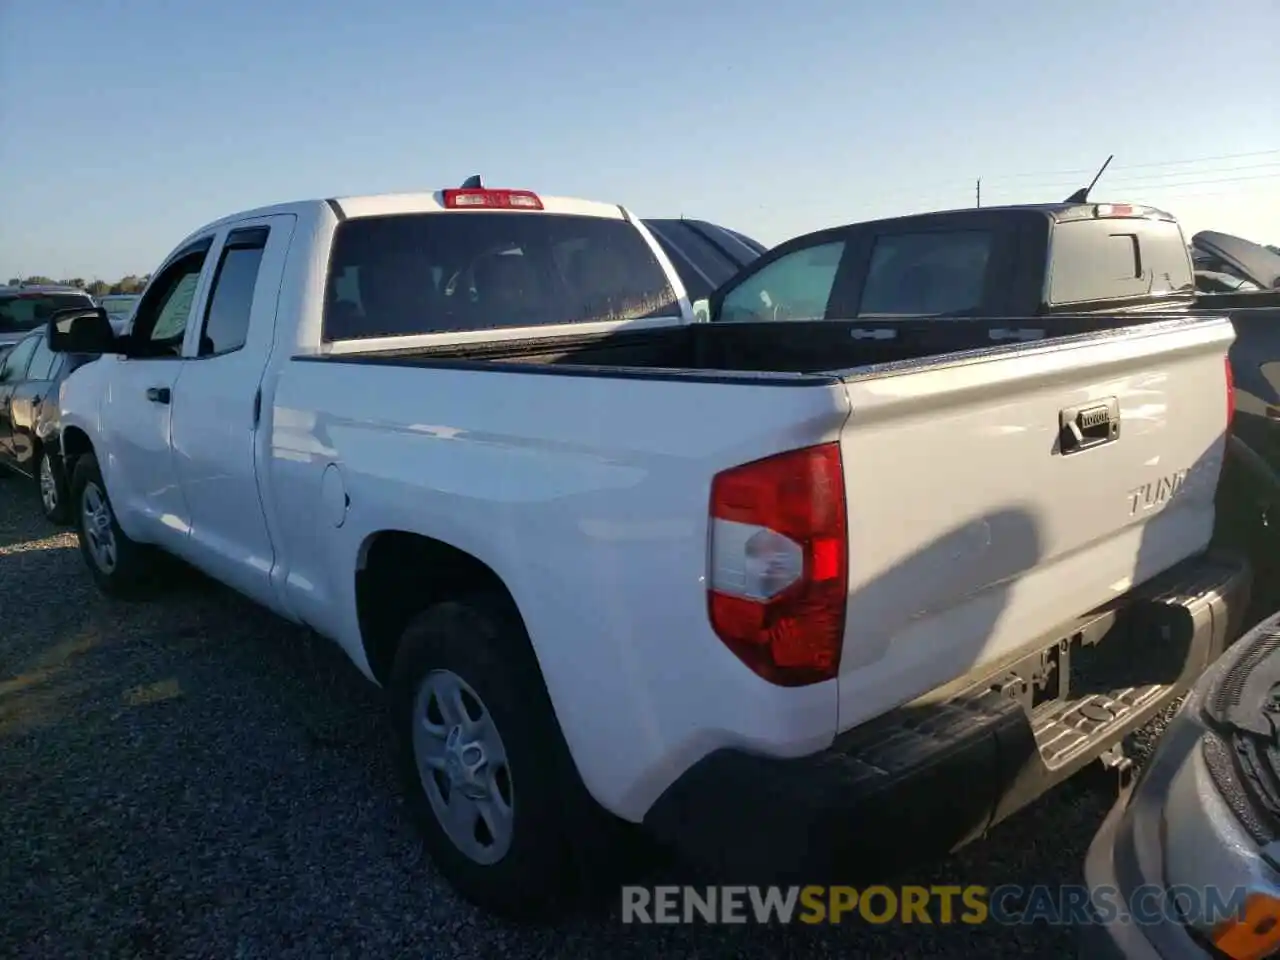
6,275,151,296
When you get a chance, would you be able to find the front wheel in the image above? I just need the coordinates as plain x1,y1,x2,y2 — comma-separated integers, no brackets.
36,448,70,525
71,453,161,598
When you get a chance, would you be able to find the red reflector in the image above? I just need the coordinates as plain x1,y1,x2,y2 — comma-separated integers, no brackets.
441,188,544,210
810,536,841,581
708,443,848,687
1226,356,1236,428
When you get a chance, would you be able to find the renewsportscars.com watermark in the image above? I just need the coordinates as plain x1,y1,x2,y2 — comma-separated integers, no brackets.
620,884,1250,927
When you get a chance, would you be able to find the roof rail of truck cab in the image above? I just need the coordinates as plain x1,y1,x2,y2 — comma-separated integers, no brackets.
1050,202,1177,223
159,189,640,262
329,189,627,221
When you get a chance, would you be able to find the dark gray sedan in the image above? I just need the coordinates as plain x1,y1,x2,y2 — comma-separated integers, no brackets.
0,326,97,524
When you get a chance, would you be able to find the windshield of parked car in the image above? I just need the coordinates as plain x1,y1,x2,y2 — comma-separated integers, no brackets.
0,292,93,335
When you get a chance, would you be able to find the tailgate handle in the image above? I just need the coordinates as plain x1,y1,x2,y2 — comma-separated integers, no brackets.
1059,398,1120,455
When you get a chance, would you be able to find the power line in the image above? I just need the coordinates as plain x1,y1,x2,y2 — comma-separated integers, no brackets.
993,148,1280,180
842,149,1280,202
973,163,1280,196
825,158,1280,207
980,170,1280,198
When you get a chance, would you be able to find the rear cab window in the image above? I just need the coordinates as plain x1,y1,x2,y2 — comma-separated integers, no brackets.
1047,217,1194,306
323,211,680,340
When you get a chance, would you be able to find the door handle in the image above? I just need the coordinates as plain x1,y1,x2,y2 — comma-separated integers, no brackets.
146,386,171,405
1059,398,1120,455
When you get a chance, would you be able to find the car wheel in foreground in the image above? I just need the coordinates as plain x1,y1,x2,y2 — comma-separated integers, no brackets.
37,449,71,524
71,453,161,598
389,591,596,920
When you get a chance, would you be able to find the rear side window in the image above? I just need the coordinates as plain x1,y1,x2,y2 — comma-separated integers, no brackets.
644,221,752,301
1048,219,1194,304
25,335,58,380
323,212,680,340
0,334,40,383
858,231,992,316
0,293,93,334
198,227,269,356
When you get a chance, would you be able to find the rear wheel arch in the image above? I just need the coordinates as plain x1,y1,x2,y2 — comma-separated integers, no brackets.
354,530,533,686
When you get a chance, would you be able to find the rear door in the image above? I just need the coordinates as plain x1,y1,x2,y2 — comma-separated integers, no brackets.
831,316,1236,733
828,212,1021,320
6,333,61,471
169,214,295,610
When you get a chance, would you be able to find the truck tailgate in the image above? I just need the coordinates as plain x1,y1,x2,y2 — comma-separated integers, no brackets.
832,316,1235,733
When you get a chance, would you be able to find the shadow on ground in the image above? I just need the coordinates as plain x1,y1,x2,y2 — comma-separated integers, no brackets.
0,476,1126,959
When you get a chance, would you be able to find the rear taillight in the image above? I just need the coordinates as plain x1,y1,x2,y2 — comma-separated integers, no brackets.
1225,356,1236,428
707,442,848,686
441,188,543,210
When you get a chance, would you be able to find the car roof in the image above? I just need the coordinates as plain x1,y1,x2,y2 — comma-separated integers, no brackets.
0,284,93,296
761,201,1180,259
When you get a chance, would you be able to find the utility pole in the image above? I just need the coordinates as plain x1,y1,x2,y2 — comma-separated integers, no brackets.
976,178,981,208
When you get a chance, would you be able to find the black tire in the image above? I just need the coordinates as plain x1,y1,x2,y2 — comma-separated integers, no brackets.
35,446,71,525
388,592,615,920
70,452,162,599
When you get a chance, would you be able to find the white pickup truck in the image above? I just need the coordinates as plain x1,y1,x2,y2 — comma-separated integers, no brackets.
47,184,1251,918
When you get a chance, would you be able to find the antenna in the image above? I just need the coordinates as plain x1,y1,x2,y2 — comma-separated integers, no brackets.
976,178,981,208
1064,155,1113,204
460,174,483,189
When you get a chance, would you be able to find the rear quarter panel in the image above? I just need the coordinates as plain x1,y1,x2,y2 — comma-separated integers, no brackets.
268,360,853,819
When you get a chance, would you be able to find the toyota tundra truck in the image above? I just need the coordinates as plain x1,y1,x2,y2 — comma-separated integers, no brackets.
46,183,1250,919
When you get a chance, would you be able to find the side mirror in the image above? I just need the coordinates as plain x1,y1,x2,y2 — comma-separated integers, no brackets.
692,298,711,323
47,306,119,355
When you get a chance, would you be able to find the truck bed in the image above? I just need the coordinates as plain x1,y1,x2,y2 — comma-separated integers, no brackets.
283,310,1234,757
321,313,1217,382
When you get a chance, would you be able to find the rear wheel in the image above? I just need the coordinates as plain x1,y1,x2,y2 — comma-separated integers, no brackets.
388,592,612,920
71,453,162,598
36,448,70,524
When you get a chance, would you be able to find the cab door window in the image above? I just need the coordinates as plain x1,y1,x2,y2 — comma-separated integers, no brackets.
716,241,847,323
129,239,212,357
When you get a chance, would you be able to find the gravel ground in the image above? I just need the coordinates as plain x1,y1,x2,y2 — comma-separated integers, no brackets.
0,475,1174,959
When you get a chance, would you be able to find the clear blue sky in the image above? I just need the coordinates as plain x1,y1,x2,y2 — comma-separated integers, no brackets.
2,0,1277,281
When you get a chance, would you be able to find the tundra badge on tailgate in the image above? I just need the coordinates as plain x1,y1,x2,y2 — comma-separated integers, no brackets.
1127,469,1190,517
